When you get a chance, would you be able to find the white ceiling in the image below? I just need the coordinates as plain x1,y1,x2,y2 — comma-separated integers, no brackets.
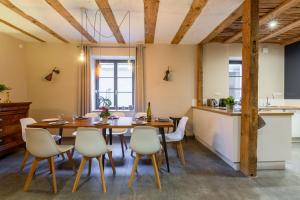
0,0,243,44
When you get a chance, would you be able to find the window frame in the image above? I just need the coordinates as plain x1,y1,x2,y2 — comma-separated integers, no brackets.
229,59,242,100
94,59,135,111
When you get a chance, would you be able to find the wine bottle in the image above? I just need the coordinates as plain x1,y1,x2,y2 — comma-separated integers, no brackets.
146,102,152,122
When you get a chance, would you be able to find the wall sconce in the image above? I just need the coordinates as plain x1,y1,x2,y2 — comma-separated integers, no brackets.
163,66,172,81
45,67,60,81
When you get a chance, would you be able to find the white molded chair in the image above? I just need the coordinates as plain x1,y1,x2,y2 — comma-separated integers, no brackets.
108,112,128,158
23,128,75,193
163,117,189,165
134,112,147,119
128,126,161,190
19,118,62,172
72,128,116,193
72,112,99,136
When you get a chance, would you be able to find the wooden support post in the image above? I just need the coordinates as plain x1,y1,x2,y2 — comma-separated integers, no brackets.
240,0,259,177
196,44,203,107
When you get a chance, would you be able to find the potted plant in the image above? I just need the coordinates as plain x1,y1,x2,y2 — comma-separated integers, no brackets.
99,96,112,122
0,84,11,103
225,96,235,112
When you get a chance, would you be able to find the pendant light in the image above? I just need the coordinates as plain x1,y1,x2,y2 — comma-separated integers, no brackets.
127,11,132,71
96,11,102,77
79,8,85,62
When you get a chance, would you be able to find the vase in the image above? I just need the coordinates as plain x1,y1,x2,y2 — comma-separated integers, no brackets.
4,91,11,103
226,104,234,112
102,116,109,123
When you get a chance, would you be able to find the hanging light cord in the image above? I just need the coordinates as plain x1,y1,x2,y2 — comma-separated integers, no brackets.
128,10,131,61
84,9,130,39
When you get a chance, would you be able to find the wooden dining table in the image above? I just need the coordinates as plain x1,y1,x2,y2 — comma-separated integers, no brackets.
27,117,174,172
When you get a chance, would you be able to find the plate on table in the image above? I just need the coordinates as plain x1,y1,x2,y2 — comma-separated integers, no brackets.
76,116,89,120
109,116,119,120
156,117,171,122
42,118,59,122
132,121,147,125
49,121,69,125
93,121,109,125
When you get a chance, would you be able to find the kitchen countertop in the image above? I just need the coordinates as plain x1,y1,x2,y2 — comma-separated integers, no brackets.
192,106,294,116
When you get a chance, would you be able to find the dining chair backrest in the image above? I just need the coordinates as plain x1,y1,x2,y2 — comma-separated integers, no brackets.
75,127,107,157
26,128,60,158
85,112,99,118
112,112,125,117
20,118,37,142
175,117,189,139
130,126,160,155
135,112,147,118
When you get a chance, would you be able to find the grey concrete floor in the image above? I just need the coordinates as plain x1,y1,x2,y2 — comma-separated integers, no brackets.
1,138,300,200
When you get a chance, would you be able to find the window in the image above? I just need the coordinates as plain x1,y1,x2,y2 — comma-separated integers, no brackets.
94,60,134,110
229,59,242,100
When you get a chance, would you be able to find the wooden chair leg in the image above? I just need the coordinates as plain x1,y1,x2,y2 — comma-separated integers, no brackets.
151,154,161,190
177,141,186,166
107,151,116,175
23,158,40,192
48,158,53,174
66,150,77,173
120,135,125,158
88,158,92,176
96,156,106,193
72,157,87,192
20,150,30,172
50,157,57,193
128,153,140,188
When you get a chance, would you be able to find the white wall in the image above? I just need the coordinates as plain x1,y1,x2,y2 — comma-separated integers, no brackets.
202,43,285,101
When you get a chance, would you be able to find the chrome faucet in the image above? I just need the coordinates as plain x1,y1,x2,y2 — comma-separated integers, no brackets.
266,96,271,107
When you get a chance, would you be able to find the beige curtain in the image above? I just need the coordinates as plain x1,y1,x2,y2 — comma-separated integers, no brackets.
135,44,145,112
78,46,91,116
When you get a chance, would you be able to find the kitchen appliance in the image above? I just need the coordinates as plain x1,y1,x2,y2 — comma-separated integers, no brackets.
207,99,217,107
219,98,226,107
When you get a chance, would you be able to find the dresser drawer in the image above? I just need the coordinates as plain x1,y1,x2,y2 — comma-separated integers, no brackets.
0,113,27,126
0,124,21,137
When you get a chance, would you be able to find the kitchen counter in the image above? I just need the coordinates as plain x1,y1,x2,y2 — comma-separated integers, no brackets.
193,106,292,170
193,106,294,116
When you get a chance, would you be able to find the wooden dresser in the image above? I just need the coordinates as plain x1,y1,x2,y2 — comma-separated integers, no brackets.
0,102,31,156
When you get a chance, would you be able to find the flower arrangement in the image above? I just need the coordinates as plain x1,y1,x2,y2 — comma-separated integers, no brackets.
0,84,10,93
98,96,112,119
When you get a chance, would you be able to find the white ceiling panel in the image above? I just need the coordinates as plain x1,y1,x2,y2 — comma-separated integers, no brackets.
0,0,243,44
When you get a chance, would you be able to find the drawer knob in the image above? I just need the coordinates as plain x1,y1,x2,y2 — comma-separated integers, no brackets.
0,118,2,122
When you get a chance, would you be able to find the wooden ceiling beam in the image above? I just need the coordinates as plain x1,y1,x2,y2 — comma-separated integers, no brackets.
260,19,300,42
200,2,244,44
171,0,207,44
283,36,300,46
45,0,97,43
95,0,125,44
0,18,45,42
0,0,68,43
144,0,160,44
225,0,300,43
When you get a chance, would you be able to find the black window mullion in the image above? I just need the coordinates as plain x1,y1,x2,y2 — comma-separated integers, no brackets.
114,61,118,109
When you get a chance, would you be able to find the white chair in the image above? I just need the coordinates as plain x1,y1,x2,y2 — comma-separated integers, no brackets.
23,128,75,193
72,128,116,193
72,112,99,136
134,112,147,119
19,118,62,172
108,112,128,158
128,126,161,190
163,117,189,165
